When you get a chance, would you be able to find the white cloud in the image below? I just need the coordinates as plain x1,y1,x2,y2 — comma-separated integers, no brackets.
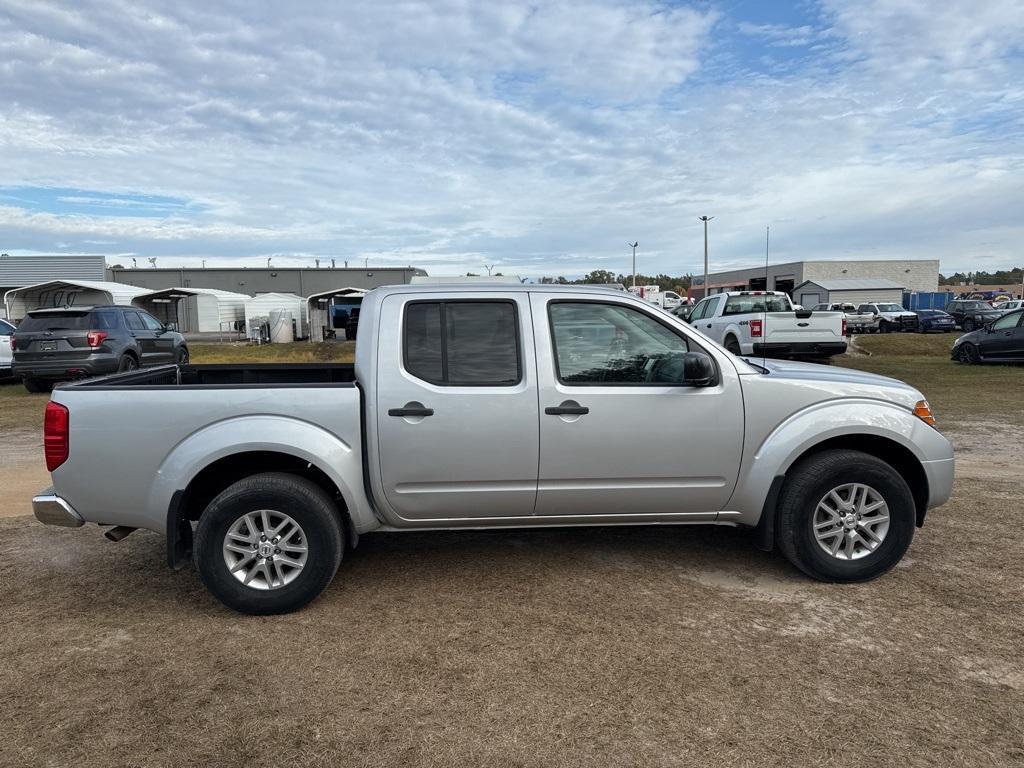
0,0,1020,276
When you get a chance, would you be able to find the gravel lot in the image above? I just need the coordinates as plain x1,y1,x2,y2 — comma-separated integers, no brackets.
2,341,1022,767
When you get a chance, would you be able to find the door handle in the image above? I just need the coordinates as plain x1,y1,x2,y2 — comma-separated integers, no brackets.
545,402,589,416
388,405,434,417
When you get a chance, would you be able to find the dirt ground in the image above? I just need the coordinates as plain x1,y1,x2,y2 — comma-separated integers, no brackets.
1,342,1022,767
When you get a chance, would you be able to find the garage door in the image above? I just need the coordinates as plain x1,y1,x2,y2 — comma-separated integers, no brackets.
798,292,821,307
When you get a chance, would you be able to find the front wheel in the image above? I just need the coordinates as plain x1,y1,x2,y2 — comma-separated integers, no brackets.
176,346,189,365
724,336,742,355
962,318,975,332
194,472,344,614
957,342,980,365
878,320,891,333
776,449,915,582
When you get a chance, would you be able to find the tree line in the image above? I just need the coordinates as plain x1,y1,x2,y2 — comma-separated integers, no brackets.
939,268,1023,286
537,269,693,294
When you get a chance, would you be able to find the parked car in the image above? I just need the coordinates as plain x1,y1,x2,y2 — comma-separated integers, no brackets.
687,291,846,358
994,299,1024,312
944,300,1005,332
11,305,189,392
812,303,880,334
31,284,953,614
951,309,1024,364
913,309,957,333
856,303,919,333
0,318,15,378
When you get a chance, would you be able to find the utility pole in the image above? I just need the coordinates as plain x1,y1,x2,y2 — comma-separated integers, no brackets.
484,264,495,275
628,242,638,288
698,216,714,299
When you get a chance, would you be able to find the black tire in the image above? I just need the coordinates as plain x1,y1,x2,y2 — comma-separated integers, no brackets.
176,346,189,365
117,354,139,372
23,377,53,393
957,342,980,365
194,472,344,614
776,449,915,582
724,336,742,355
962,318,975,332
879,320,891,333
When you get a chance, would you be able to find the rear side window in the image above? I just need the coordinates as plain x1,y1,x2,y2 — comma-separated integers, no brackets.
404,301,521,386
0,320,14,335
124,312,146,331
17,312,91,331
93,311,120,330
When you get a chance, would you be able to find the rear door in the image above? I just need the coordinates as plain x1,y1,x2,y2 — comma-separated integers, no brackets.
532,295,743,517
374,292,540,521
123,311,155,364
0,319,14,369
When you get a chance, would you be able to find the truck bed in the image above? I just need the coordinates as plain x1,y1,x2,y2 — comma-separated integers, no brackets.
61,363,357,389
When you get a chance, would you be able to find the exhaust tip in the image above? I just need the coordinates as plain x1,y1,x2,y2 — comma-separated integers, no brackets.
104,525,137,542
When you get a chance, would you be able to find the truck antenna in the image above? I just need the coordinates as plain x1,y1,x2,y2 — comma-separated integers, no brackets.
763,225,769,370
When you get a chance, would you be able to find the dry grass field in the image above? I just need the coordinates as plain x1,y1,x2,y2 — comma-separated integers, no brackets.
1,335,1021,767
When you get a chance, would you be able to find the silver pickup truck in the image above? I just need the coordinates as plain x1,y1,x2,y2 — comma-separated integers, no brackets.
33,284,954,614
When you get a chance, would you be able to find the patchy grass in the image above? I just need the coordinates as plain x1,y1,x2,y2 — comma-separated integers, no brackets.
0,381,46,432
190,341,355,364
836,332,1021,428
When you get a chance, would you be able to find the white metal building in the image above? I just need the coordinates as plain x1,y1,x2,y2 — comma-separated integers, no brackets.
134,287,249,333
793,278,905,308
4,279,150,321
244,292,309,339
307,287,368,342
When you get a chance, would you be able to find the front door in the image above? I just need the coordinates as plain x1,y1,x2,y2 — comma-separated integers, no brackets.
374,293,539,521
139,311,176,362
979,311,1024,359
531,295,744,518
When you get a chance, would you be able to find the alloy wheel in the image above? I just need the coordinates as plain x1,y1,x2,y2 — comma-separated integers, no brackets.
812,483,890,561
222,509,309,590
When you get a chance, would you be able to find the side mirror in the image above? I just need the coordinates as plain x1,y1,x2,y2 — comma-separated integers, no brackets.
682,351,715,387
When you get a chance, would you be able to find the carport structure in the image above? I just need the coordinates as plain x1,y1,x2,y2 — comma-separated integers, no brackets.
3,279,149,322
133,287,249,334
306,287,367,342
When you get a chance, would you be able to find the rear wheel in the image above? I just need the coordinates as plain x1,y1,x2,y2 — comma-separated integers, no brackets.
23,377,53,393
776,449,915,582
724,336,742,355
957,342,980,365
194,472,344,614
117,354,138,373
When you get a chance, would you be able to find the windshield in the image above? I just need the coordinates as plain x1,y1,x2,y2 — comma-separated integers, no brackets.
876,304,904,312
959,301,989,310
17,311,93,332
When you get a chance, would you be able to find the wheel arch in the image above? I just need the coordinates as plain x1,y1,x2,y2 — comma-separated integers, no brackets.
167,450,358,569
754,433,930,552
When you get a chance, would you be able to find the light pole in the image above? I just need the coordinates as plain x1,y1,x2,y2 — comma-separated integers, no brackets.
698,216,714,299
628,242,638,288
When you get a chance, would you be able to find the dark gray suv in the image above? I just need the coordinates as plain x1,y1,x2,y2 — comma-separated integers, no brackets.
11,305,188,392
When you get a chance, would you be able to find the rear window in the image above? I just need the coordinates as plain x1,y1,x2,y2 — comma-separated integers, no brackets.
723,295,790,315
17,311,92,332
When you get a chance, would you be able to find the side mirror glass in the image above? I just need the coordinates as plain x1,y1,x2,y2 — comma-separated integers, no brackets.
682,351,715,387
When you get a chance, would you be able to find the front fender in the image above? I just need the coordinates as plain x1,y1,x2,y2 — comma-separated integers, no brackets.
725,399,954,526
145,415,377,534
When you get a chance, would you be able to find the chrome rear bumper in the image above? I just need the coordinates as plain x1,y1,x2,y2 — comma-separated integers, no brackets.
33,488,85,527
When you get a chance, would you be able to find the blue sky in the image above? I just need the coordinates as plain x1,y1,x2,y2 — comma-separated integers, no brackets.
0,0,1021,278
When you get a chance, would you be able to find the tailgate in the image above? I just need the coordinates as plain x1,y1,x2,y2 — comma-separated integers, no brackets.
763,311,844,343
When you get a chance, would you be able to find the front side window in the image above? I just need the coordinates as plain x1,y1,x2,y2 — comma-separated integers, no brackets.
991,312,1023,331
404,301,520,385
549,302,690,385
141,313,164,331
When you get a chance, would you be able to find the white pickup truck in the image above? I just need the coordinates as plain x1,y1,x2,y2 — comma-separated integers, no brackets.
687,291,847,359
32,284,951,614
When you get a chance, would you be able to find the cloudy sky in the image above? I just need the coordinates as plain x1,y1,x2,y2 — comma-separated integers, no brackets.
1,0,1022,278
